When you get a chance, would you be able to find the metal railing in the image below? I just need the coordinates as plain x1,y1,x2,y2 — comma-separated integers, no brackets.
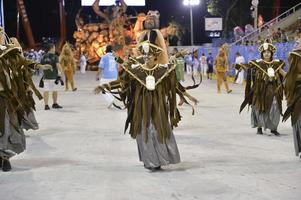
232,2,301,46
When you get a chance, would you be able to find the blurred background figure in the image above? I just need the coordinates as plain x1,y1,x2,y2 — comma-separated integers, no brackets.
59,43,77,92
199,53,207,77
79,54,87,74
206,52,214,80
234,52,246,84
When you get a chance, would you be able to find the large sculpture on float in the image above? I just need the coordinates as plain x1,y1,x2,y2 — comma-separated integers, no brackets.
73,0,183,63
73,0,133,63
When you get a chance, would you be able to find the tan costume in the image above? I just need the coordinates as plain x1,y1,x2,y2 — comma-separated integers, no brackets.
59,43,77,91
214,49,231,93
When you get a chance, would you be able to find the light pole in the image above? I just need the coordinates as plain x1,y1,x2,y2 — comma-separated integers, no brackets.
183,0,200,46
251,0,259,29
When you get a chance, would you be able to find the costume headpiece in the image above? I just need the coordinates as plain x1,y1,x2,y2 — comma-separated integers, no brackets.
258,42,276,53
144,10,160,29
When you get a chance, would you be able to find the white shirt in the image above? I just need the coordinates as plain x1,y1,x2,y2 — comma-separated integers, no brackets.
235,55,245,64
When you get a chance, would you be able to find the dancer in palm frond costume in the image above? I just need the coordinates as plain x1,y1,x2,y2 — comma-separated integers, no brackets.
283,39,301,159
0,28,52,171
234,42,286,136
94,16,198,171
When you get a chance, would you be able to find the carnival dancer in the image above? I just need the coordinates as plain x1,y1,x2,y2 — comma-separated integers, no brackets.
283,39,301,158
170,48,187,106
214,48,232,94
94,26,198,171
59,43,77,91
235,42,286,135
0,30,51,171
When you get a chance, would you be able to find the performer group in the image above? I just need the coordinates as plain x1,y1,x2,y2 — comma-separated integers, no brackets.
1,0,301,172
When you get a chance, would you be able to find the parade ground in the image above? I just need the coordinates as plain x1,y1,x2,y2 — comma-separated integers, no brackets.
0,72,300,200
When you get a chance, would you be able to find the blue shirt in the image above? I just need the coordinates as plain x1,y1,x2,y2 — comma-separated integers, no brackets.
207,56,214,66
98,53,118,79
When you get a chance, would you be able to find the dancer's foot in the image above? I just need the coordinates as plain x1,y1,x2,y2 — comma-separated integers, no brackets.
227,89,233,94
2,158,11,172
52,103,63,109
257,127,263,135
72,88,77,92
271,130,280,136
144,165,161,172
44,105,50,110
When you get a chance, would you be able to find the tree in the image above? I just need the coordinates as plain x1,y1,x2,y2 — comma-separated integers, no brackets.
206,0,252,38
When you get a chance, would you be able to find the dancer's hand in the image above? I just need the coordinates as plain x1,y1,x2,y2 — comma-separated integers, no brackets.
94,85,104,94
184,92,199,105
37,64,52,70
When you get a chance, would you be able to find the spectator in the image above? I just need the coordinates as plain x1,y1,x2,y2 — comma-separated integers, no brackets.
199,53,208,77
234,52,246,84
206,52,214,80
79,54,87,74
97,45,118,108
40,43,64,110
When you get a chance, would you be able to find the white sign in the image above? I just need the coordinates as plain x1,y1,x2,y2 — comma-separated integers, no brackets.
81,0,145,6
205,18,223,31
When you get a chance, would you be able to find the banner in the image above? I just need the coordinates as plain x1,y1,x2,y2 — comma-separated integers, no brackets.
81,0,145,6
205,17,223,31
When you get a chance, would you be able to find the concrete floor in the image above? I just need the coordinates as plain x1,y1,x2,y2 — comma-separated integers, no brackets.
0,72,300,200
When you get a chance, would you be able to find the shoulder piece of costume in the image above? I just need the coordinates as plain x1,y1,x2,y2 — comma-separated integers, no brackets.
0,44,22,59
290,49,301,58
120,61,176,90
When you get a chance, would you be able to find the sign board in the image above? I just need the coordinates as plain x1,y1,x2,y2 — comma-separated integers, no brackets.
205,17,223,31
81,0,145,6
206,31,222,38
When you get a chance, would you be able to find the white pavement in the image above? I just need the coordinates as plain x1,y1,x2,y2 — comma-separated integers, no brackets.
0,72,300,200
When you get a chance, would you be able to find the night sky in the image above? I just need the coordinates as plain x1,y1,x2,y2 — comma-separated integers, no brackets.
3,0,301,46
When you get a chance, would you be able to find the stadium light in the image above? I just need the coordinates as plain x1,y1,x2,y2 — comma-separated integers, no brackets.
183,0,200,45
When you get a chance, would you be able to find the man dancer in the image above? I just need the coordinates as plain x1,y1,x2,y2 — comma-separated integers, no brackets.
95,15,198,171
235,42,286,135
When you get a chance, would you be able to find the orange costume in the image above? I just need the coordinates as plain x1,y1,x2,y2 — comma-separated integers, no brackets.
214,49,232,94
59,43,77,91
